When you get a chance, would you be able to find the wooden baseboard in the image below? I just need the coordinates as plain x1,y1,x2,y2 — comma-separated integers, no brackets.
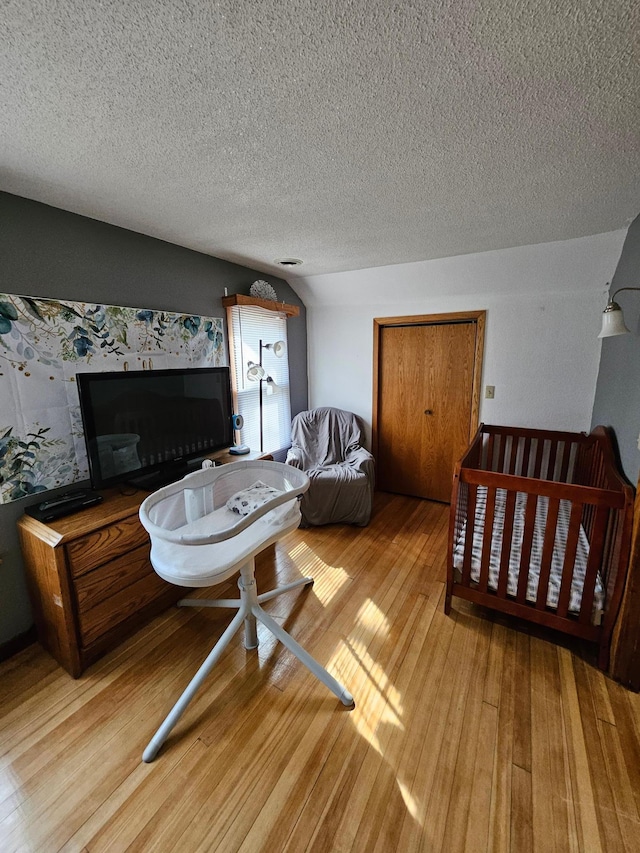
0,625,37,663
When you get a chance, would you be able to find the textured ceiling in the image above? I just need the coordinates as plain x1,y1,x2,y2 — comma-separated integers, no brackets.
2,0,639,278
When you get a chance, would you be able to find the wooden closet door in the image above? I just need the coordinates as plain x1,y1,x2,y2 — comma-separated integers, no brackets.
376,321,477,502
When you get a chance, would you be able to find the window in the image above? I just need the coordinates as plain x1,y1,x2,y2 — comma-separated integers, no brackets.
228,305,291,454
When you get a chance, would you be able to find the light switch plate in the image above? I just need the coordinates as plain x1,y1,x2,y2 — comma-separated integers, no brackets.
485,385,495,399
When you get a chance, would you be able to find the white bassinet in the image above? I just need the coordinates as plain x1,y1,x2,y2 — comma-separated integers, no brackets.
138,459,354,762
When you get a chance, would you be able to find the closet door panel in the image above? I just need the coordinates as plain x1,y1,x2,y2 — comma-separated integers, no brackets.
377,320,476,502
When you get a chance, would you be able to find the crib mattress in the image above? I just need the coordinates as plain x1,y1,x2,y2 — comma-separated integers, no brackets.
452,487,604,622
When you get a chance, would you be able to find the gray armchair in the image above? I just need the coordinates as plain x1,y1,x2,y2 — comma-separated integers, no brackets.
285,407,374,526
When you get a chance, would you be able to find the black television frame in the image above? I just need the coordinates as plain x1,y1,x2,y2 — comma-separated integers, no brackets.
77,366,233,490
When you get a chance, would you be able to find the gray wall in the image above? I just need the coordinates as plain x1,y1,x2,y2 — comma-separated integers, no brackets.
591,212,640,487
0,192,308,644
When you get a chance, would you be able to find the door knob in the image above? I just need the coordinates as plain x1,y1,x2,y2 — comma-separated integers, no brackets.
424,409,433,415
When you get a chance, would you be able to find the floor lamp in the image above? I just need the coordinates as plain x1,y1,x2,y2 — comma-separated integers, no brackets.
247,339,285,452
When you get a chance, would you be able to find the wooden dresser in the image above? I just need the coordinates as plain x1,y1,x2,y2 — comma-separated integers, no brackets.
17,488,180,677
17,449,272,677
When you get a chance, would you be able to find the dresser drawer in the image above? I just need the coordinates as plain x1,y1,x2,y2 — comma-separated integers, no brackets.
78,573,170,647
75,544,170,646
74,543,152,611
67,515,148,577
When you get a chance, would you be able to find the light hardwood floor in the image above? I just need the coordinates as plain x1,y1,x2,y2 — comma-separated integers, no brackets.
1,493,639,852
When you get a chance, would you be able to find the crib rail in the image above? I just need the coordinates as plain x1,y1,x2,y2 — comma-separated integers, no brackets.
447,424,634,670
460,424,585,482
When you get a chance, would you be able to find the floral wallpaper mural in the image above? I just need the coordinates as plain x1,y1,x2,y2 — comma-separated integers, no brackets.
0,294,225,503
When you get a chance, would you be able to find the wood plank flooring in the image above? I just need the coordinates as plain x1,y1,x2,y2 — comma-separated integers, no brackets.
1,492,639,852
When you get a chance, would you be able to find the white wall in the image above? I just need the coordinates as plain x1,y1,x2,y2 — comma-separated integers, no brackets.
290,230,627,445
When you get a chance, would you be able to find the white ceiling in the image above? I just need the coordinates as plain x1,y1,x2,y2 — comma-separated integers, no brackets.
2,0,639,279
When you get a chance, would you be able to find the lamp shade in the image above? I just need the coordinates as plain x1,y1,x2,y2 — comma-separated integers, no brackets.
598,302,630,338
247,362,266,381
265,340,286,357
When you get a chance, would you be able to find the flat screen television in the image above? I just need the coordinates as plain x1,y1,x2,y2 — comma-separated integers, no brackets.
77,366,233,489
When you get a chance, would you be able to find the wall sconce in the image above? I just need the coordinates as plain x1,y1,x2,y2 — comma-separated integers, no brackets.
246,339,286,452
598,285,640,338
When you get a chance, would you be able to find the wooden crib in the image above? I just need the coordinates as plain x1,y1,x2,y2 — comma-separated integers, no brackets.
445,424,634,669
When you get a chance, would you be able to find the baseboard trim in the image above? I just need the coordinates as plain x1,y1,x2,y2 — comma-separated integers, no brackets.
0,625,37,663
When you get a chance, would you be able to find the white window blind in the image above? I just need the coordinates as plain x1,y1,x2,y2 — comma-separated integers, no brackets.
229,305,291,454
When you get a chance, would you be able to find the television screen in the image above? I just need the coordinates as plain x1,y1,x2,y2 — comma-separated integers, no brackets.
77,367,233,489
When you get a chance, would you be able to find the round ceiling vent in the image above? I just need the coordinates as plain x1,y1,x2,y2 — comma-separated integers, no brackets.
274,258,303,267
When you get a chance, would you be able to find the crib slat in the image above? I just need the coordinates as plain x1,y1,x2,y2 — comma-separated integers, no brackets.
478,487,496,593
581,444,591,486
521,437,532,478
497,490,517,598
579,505,609,625
565,442,576,483
535,497,560,611
555,502,583,618
496,435,507,473
588,444,598,488
583,499,595,543
559,441,571,483
574,441,590,486
486,433,495,471
591,451,601,490
546,441,558,481
461,484,477,586
533,438,544,479
508,436,518,475
599,512,618,596
516,493,538,604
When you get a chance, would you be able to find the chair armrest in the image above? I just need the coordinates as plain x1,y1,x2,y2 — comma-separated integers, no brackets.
345,445,375,476
286,447,304,469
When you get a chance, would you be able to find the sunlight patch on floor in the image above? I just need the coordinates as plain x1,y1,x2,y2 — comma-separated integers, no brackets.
324,601,405,757
287,542,350,605
321,607,426,835
346,638,404,727
0,765,23,805
354,598,390,638
397,779,421,821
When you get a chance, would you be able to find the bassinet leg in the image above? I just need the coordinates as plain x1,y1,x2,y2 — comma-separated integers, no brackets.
244,613,258,649
238,562,259,649
252,604,355,707
142,605,248,763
